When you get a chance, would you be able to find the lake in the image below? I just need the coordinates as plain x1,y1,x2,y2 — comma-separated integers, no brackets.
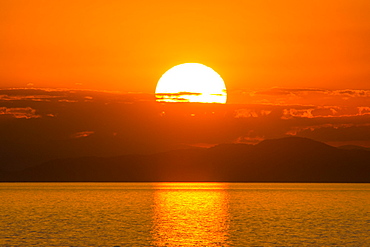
0,183,369,246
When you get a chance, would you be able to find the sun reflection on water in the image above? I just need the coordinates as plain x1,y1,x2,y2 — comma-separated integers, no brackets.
151,183,230,247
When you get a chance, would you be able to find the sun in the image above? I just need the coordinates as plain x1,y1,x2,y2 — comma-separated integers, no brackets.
155,63,227,103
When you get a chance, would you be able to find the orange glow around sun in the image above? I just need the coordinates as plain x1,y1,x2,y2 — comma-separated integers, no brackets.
155,63,227,104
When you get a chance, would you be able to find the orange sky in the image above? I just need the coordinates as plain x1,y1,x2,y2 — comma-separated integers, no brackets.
1,0,370,94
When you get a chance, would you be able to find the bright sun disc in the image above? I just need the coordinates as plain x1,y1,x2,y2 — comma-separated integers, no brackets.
155,63,227,103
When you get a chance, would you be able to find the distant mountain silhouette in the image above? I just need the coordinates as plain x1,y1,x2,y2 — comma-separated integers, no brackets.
1,137,369,182
338,145,370,151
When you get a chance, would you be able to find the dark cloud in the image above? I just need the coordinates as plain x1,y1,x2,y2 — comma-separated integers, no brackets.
255,87,327,96
0,88,369,171
288,124,370,142
0,107,40,119
331,89,370,97
156,92,202,96
229,88,370,107
155,92,202,102
0,88,153,104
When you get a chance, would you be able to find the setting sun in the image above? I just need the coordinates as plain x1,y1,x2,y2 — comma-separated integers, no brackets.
155,63,227,103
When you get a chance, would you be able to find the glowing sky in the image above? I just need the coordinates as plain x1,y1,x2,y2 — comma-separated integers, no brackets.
1,0,370,92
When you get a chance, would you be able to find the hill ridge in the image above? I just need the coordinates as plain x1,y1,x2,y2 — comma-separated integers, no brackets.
1,137,369,182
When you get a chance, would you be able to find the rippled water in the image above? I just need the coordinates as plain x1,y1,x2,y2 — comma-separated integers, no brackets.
0,183,369,246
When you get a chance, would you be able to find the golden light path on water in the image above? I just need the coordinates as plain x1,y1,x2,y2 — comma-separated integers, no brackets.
151,183,230,246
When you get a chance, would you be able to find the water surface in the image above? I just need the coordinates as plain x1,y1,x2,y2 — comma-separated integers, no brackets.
0,183,369,246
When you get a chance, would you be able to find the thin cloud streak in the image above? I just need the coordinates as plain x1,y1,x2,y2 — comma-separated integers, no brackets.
71,131,95,139
0,107,40,119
